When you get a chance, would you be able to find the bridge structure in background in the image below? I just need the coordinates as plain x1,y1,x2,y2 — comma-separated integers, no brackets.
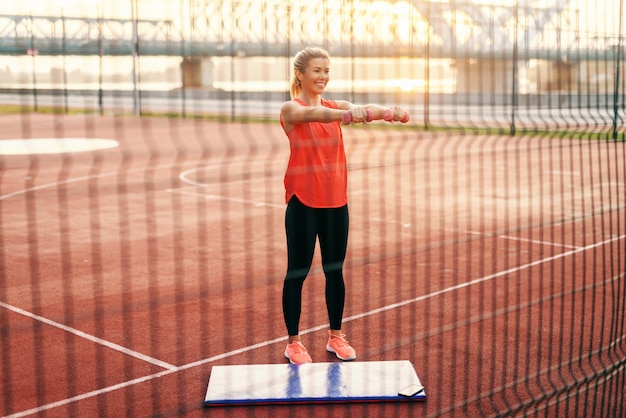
0,0,620,92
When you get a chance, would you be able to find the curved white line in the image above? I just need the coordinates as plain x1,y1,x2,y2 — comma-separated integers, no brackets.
0,161,204,201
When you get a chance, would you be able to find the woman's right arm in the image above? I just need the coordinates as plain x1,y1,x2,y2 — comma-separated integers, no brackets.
280,101,344,129
281,101,370,132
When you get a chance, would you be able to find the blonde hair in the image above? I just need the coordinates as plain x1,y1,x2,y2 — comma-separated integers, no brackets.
290,47,331,99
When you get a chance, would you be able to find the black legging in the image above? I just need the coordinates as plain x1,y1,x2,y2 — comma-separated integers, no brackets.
282,195,349,336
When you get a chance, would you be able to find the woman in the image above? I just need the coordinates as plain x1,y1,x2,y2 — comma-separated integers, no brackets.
280,46,408,365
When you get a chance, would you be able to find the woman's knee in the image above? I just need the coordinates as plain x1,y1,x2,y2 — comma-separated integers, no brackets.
285,266,311,282
322,260,344,275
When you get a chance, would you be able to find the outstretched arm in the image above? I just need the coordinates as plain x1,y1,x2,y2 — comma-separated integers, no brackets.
336,101,410,123
281,100,344,127
280,100,410,132
281,100,371,132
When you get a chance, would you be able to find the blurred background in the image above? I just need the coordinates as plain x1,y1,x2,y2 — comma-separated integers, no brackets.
1,0,625,132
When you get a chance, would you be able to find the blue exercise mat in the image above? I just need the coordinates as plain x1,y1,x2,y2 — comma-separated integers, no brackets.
204,360,426,405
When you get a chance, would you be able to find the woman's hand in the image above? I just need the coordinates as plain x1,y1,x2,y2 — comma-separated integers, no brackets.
383,106,410,123
346,106,371,123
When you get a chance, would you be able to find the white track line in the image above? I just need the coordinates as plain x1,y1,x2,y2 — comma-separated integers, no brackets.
166,187,284,208
5,233,623,418
499,234,582,250
366,216,412,228
340,235,623,322
450,228,581,250
0,171,122,201
0,159,238,202
0,302,176,371
0,162,197,202
167,187,413,226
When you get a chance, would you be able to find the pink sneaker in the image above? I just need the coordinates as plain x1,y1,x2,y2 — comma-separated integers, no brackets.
326,331,356,361
284,341,312,364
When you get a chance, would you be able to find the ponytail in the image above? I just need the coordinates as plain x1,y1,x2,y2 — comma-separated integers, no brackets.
290,74,302,100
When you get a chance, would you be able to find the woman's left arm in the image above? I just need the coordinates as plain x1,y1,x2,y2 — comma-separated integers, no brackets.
336,101,408,122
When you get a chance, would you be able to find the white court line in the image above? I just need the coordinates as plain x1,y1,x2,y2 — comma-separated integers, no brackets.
5,233,624,418
0,162,204,202
177,161,275,188
166,187,284,209
0,301,176,371
499,234,582,250
168,187,413,227
0,171,122,201
366,217,412,228
0,158,251,202
450,228,581,250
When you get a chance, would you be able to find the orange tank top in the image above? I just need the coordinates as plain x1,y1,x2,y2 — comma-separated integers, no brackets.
281,98,347,208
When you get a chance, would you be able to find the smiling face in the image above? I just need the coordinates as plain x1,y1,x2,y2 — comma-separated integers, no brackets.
296,57,330,97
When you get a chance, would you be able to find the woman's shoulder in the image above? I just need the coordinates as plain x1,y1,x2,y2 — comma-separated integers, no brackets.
280,99,300,113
